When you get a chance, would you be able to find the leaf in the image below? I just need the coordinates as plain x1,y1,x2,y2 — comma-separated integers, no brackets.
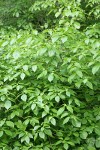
13,51,20,59
61,36,68,43
44,129,52,137
50,118,56,126
31,103,36,110
86,81,93,89
39,131,45,139
0,131,3,137
80,131,88,139
34,125,40,131
32,65,37,72
55,96,60,103
76,70,83,78
67,105,73,113
6,121,14,128
5,130,12,136
74,22,80,29
57,106,65,116
16,12,19,17
75,99,80,106
44,146,50,150
52,36,59,43
20,73,25,80
66,91,70,97
61,112,68,118
26,37,32,45
75,82,81,88
4,100,11,110
85,38,89,44
38,48,47,56
55,12,61,18
23,65,28,71
0,120,5,127
96,138,100,148
48,73,54,82
21,94,27,101
64,143,69,150
42,111,47,118
10,39,16,45
48,50,55,57
45,105,49,113
92,65,100,74
63,117,70,125
2,41,9,47
72,119,81,128
25,136,30,144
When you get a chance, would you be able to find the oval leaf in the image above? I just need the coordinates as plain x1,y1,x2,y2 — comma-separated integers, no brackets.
4,100,11,110
21,94,27,101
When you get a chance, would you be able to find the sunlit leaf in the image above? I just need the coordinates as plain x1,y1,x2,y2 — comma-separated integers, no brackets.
4,100,11,110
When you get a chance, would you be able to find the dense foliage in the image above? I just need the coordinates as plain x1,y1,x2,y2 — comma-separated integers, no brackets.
0,0,100,150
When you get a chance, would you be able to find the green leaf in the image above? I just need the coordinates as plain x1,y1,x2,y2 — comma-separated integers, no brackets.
50,118,56,126
72,119,81,128
34,125,40,131
96,138,100,148
61,36,68,43
95,128,100,135
55,96,60,103
38,48,47,56
80,131,88,139
76,70,83,78
74,22,80,29
48,73,54,82
0,120,5,127
92,65,100,74
42,111,47,118
39,131,45,139
15,12,19,17
0,131,3,137
44,129,52,137
86,81,93,89
75,99,80,106
20,73,25,80
32,65,37,72
5,130,12,136
61,112,68,118
2,41,9,47
48,50,55,57
31,103,36,110
64,143,69,150
45,105,49,113
87,146,96,150
13,51,20,59
6,121,14,128
23,65,28,71
25,136,30,144
4,100,11,110
66,91,70,97
55,12,61,18
52,36,59,43
44,146,50,150
63,117,70,124
26,37,32,45
67,105,73,113
21,94,27,101
57,106,65,116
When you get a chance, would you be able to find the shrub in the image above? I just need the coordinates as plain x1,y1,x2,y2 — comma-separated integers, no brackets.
0,0,100,150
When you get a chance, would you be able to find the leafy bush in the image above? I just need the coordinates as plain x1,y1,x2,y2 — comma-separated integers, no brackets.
0,0,100,150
